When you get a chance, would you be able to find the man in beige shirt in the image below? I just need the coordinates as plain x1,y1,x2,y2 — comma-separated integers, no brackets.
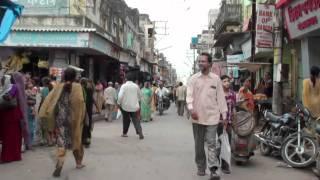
186,53,228,180
175,82,186,116
104,82,117,122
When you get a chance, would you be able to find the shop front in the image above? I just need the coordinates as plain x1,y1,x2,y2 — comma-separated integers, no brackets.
283,0,320,75
278,0,320,98
0,27,121,81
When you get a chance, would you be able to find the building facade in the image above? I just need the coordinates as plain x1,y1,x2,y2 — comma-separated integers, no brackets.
0,0,163,84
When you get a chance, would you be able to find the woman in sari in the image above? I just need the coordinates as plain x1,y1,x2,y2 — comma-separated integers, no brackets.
141,82,152,122
38,77,54,146
39,68,86,177
12,72,30,149
93,80,104,114
0,74,28,163
238,78,255,113
81,78,95,148
25,80,37,147
151,83,157,120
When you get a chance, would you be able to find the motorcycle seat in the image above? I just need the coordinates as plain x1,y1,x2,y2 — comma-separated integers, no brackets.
265,112,294,129
265,112,283,122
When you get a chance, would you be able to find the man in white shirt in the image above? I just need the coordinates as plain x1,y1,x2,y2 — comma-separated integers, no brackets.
104,82,117,122
155,83,169,98
176,82,187,116
117,72,144,139
187,53,228,180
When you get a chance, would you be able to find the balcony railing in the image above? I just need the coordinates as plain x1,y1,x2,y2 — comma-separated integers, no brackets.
213,3,242,35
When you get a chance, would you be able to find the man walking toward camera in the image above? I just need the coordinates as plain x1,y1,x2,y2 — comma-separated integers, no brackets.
176,82,186,116
186,53,228,180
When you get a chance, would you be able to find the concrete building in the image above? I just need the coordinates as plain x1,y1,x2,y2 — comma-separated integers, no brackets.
0,0,157,84
138,14,156,82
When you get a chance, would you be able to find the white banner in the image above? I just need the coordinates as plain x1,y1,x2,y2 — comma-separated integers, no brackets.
256,4,275,48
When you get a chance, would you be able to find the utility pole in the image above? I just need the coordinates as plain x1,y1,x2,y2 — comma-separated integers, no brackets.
272,8,284,115
250,0,257,91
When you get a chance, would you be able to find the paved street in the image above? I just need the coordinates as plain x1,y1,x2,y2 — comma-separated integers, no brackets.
0,106,316,180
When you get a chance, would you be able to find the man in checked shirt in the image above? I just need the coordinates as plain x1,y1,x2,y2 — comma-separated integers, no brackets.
186,53,228,180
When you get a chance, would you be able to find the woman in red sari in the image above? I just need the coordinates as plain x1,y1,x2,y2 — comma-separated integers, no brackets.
0,74,25,163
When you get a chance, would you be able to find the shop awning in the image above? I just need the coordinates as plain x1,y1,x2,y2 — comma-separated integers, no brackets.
214,32,250,47
227,62,271,72
11,26,97,32
276,0,291,9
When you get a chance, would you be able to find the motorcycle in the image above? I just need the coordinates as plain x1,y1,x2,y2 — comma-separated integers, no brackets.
157,94,170,115
231,102,257,165
254,103,318,168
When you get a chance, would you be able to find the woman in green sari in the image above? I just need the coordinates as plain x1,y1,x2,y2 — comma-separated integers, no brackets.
141,82,152,122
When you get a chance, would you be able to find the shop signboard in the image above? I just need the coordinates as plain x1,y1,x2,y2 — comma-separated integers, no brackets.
190,37,198,49
284,0,320,39
256,4,275,48
0,31,89,47
12,0,69,15
227,54,245,63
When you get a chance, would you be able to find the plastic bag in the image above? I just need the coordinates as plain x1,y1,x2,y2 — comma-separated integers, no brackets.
116,109,122,120
220,129,231,169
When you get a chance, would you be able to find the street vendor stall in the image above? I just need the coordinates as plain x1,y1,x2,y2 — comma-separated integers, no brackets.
228,61,273,125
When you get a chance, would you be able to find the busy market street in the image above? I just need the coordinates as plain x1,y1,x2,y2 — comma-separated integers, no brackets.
1,0,320,180
0,106,315,180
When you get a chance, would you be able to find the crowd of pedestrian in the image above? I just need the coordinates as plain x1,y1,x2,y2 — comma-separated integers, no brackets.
0,72,58,164
0,66,170,176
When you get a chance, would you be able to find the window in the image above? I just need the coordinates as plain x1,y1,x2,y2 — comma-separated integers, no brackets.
148,28,153,38
100,15,106,30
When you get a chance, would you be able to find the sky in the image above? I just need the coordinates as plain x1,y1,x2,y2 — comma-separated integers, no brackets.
125,0,220,82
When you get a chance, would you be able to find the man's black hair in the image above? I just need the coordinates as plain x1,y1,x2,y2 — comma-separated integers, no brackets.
200,52,212,63
220,75,230,81
126,71,136,82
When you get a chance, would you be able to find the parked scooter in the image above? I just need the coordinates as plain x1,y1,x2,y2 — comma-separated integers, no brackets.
231,102,257,165
254,103,318,168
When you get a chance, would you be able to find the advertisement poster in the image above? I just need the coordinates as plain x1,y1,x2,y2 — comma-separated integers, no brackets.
255,4,275,48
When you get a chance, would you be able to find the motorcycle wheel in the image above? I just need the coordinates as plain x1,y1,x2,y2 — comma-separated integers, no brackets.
260,127,272,156
281,135,318,168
